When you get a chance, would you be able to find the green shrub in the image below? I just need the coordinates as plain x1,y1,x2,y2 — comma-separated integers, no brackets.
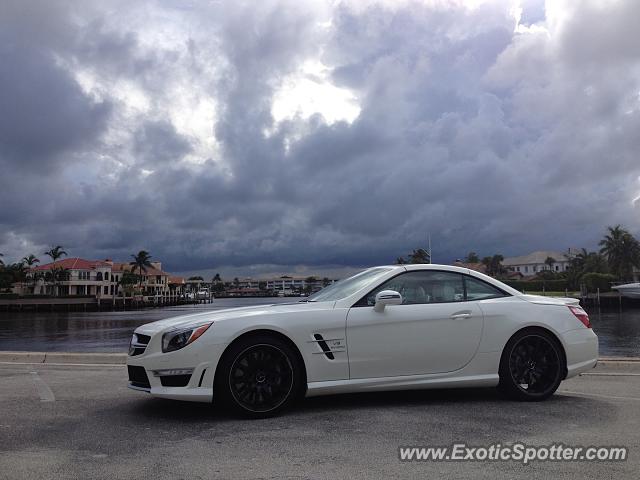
580,273,616,293
504,279,569,292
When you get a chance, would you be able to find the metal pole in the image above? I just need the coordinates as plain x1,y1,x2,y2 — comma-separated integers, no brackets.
619,291,622,311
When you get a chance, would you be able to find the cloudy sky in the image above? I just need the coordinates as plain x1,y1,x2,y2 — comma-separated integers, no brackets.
1,0,639,278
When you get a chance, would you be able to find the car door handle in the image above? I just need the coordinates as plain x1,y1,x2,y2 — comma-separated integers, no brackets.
450,312,472,319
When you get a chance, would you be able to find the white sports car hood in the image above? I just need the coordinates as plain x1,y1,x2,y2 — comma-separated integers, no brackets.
134,301,333,335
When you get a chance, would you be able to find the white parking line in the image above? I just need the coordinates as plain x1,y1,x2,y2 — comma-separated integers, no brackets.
0,362,124,367
559,390,640,402
30,371,55,402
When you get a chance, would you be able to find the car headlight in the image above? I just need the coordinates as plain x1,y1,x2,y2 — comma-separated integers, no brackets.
162,323,212,353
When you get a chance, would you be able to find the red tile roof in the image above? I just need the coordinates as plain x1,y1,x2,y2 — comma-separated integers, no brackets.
33,257,111,271
32,257,172,277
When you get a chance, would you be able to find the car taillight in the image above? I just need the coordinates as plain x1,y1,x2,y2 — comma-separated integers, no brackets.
568,305,591,328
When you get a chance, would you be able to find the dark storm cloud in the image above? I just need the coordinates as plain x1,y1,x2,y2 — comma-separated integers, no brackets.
133,120,192,165
0,0,639,273
0,9,111,168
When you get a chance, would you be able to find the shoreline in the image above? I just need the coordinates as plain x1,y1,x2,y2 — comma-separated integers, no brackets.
1,351,638,365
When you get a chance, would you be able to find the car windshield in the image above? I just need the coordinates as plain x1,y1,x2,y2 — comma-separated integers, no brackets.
306,267,394,302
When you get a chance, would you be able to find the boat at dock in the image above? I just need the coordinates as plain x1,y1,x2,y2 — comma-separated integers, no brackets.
612,283,640,299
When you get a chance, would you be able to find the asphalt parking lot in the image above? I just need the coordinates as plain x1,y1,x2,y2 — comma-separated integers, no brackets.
1,361,639,479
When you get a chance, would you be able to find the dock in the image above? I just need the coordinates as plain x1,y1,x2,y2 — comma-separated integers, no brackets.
0,296,212,312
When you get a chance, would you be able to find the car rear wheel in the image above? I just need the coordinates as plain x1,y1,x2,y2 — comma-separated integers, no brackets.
216,335,303,417
498,330,564,401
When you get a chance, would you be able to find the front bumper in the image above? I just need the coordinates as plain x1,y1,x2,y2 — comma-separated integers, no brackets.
126,341,227,403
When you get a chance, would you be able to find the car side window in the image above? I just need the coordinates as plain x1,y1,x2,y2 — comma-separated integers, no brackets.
364,271,465,306
464,276,507,300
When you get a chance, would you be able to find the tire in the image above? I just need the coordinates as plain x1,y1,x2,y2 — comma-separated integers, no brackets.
215,334,304,418
498,329,565,401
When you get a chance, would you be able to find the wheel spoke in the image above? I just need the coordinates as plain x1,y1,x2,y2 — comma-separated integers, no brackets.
229,344,294,413
508,334,560,395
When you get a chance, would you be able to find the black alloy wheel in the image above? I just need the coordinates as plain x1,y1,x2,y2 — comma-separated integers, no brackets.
216,335,303,417
499,330,564,401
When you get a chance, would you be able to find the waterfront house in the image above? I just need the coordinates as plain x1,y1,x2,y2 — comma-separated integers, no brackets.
110,261,172,299
265,275,335,294
502,250,577,277
18,257,114,297
231,275,336,295
13,257,179,303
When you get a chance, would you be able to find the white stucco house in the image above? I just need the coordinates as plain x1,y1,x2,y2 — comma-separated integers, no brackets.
502,250,576,277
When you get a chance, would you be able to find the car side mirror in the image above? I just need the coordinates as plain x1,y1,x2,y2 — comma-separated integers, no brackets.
374,290,403,312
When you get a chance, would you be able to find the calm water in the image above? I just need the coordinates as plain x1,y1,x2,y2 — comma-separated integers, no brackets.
0,298,638,357
0,298,293,353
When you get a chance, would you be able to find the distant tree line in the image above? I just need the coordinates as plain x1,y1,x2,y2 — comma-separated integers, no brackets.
395,248,431,265
397,225,640,291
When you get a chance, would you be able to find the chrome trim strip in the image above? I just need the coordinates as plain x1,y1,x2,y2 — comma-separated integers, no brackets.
152,368,195,377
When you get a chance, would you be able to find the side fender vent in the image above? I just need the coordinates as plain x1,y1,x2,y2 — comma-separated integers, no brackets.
313,334,335,360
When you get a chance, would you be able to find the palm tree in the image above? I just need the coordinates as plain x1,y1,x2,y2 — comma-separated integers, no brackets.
395,256,406,265
0,252,4,267
2,262,27,287
212,273,223,294
44,245,67,263
130,250,153,292
22,254,40,268
44,246,67,296
583,252,609,274
482,254,505,277
408,248,431,264
119,271,139,297
599,225,640,280
544,256,556,271
465,252,480,263
572,248,589,268
21,254,40,292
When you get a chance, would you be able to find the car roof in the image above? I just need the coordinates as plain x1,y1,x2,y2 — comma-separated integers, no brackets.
332,264,521,308
402,263,467,273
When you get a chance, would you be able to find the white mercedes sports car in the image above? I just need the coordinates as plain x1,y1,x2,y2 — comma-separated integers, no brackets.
127,264,598,417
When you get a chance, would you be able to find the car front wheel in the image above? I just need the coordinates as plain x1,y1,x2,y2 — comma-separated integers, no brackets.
216,335,303,417
499,329,564,401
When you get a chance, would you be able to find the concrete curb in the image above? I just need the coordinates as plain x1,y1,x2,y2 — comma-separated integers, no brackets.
0,351,639,365
0,351,127,364
598,356,640,363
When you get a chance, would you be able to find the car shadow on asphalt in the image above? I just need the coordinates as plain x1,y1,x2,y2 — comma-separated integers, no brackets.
126,386,601,424
297,386,595,413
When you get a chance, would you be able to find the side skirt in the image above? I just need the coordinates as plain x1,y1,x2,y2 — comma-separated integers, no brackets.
306,373,499,397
